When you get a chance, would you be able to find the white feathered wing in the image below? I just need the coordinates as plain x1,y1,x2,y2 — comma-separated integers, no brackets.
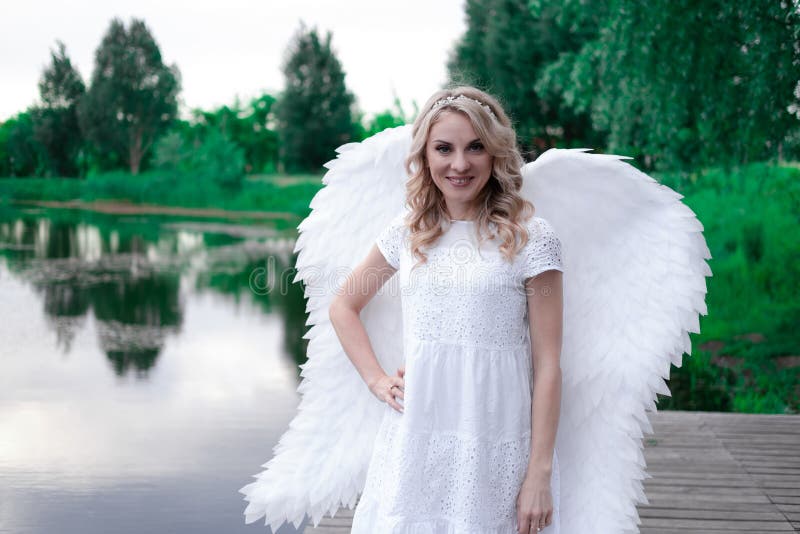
521,149,712,533
240,127,712,534
239,125,412,531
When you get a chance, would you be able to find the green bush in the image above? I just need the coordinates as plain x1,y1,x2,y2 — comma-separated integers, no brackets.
153,130,245,189
655,162,800,413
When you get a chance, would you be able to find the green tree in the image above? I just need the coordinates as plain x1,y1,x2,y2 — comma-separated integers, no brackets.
276,24,356,173
30,41,86,177
243,94,280,173
354,96,411,141
0,112,46,177
536,0,800,170
448,0,605,155
153,129,245,189
78,18,180,174
191,94,279,173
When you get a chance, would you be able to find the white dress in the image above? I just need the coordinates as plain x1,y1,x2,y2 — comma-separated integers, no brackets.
350,214,564,534
241,130,711,533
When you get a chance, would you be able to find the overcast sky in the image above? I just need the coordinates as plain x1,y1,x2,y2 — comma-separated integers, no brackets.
0,0,466,121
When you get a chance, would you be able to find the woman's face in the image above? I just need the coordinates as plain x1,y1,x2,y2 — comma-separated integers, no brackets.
425,110,493,220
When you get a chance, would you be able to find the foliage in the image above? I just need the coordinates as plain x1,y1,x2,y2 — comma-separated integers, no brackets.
354,97,411,141
275,24,357,173
30,41,86,177
153,129,246,189
188,94,279,174
450,1,800,170
448,0,606,155
191,131,246,188
152,132,187,173
0,171,322,220
654,162,800,413
534,0,800,170
0,112,47,177
659,349,736,411
78,18,180,175
0,175,84,201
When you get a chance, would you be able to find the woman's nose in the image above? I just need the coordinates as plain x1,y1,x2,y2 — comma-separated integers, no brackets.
451,151,470,172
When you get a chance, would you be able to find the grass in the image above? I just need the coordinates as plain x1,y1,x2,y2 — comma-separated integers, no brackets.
0,171,325,217
654,161,799,413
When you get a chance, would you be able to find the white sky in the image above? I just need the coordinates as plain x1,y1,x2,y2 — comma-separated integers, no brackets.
0,0,466,121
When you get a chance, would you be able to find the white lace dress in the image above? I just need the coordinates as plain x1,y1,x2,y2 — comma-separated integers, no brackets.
350,214,564,534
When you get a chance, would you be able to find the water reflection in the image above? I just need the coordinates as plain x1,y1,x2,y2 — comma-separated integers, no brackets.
0,207,307,377
0,206,310,534
92,275,183,376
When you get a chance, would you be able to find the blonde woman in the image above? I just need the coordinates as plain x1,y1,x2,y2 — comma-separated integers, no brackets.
240,86,711,534
329,87,561,533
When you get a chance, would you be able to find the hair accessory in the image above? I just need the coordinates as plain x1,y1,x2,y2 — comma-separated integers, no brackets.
431,94,497,119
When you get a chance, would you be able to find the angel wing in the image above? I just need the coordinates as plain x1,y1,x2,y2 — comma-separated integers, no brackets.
521,149,712,533
240,127,712,534
239,124,413,531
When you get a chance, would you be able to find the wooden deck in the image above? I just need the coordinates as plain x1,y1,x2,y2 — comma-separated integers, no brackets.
309,411,800,533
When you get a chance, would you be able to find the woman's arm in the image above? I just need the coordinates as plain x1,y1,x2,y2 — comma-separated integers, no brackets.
517,268,563,533
525,268,563,473
328,244,405,412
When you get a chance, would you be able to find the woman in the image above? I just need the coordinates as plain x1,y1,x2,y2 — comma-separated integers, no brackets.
329,87,562,533
240,86,711,534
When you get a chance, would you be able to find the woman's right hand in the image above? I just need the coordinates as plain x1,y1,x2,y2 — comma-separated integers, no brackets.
368,368,405,413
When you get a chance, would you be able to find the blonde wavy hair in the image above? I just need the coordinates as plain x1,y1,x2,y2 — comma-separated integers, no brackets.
404,86,535,266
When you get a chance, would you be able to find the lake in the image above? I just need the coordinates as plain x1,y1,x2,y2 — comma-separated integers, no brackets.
0,206,312,534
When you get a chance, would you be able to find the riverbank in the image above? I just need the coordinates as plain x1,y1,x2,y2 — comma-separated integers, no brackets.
12,199,300,221
0,171,324,219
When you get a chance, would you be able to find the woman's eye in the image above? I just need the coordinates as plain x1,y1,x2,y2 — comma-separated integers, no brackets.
434,143,482,154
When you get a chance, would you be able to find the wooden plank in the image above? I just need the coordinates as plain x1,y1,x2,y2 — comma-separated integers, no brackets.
637,507,790,520
310,411,800,532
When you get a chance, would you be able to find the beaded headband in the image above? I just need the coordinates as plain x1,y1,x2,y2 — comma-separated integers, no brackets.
431,94,497,120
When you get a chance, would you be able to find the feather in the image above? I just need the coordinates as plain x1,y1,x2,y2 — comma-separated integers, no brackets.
522,149,711,533
240,132,712,534
239,125,412,531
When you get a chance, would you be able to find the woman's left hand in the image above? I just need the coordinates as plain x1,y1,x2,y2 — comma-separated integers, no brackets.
516,472,553,533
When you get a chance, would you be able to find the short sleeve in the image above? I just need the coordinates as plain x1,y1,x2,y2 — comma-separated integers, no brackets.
375,214,406,270
519,217,564,281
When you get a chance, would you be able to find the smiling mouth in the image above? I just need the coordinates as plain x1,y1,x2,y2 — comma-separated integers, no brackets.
446,176,473,186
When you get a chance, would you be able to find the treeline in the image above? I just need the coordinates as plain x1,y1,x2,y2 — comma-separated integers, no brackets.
3,1,799,183
449,0,800,171
0,19,408,182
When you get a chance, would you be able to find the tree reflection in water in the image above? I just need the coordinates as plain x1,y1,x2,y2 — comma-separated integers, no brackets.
0,207,305,378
